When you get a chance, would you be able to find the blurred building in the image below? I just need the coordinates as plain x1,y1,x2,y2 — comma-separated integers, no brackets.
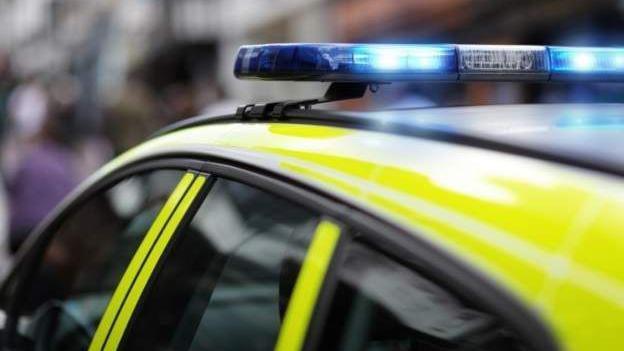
0,0,334,130
0,0,623,132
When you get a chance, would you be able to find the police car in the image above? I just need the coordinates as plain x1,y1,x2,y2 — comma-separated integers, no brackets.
0,44,622,351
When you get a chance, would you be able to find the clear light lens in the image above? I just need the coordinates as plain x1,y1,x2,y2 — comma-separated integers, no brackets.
458,45,549,75
549,47,624,74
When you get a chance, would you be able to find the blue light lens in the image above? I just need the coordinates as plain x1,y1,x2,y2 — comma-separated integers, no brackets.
549,47,624,79
353,46,452,71
234,44,457,81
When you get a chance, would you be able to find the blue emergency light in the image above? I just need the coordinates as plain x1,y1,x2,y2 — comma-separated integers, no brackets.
549,46,624,80
234,44,624,82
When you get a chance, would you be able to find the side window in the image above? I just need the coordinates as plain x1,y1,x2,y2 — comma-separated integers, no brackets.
122,178,322,351
319,241,533,351
11,169,185,351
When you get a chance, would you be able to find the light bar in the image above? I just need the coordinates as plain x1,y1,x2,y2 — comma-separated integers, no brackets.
234,44,624,82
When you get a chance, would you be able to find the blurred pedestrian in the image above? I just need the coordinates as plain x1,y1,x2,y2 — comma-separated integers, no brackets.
7,95,79,253
3,78,49,180
0,51,16,272
0,175,10,275
0,51,15,138
104,79,159,154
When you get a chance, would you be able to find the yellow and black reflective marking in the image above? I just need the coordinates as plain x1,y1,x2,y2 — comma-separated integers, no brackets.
89,172,207,351
275,219,342,351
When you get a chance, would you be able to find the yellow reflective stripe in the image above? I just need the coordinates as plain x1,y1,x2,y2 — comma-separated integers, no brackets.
275,219,341,351
88,172,196,351
103,175,207,351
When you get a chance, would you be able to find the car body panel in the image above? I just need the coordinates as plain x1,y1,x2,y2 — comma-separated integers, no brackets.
90,119,623,351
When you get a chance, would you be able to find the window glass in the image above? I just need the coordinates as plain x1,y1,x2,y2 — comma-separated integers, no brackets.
13,170,184,351
122,178,320,351
320,242,533,351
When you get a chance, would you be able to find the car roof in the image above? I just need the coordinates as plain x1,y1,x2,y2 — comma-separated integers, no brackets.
344,103,624,174
159,103,624,177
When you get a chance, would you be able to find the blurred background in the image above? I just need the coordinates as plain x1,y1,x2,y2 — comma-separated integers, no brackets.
0,0,624,269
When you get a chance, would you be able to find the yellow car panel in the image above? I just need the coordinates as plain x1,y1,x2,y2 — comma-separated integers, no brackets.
97,121,624,351
276,219,342,351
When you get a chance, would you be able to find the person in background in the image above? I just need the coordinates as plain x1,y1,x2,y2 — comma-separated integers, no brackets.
0,181,9,275
0,51,16,272
0,51,15,137
3,78,49,181
7,93,79,253
104,78,159,155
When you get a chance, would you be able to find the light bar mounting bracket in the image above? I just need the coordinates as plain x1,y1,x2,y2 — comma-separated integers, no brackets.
235,82,370,120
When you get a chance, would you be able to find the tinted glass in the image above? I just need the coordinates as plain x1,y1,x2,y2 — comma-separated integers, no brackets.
320,242,532,351
12,170,184,351
122,178,320,351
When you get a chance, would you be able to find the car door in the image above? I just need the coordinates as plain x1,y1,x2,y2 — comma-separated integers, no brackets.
96,170,552,351
0,164,201,350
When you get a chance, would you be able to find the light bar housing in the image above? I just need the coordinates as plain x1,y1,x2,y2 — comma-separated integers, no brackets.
234,44,624,82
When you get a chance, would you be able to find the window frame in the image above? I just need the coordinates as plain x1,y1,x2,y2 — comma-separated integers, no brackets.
0,158,204,349
0,154,559,351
